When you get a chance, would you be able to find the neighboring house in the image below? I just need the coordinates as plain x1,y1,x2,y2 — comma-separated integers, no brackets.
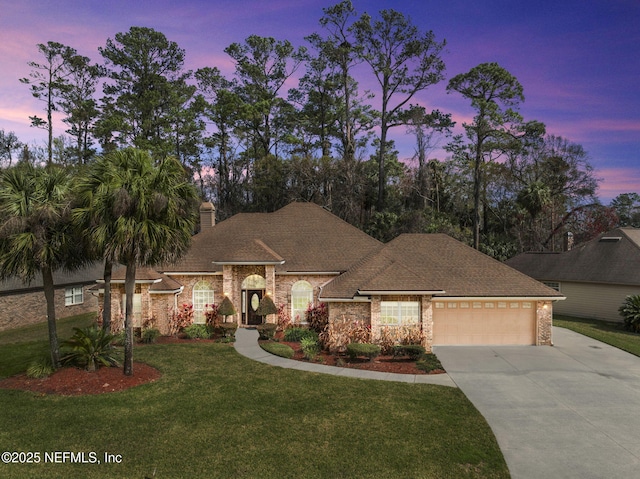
0,263,102,332
99,202,563,350
506,227,640,322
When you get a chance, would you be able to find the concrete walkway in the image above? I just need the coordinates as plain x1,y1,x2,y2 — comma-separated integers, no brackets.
233,327,457,386
434,327,640,479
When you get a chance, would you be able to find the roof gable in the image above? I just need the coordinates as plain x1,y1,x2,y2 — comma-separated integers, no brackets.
164,202,382,274
322,234,561,299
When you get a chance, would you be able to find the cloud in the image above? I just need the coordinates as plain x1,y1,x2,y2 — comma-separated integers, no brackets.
596,167,640,203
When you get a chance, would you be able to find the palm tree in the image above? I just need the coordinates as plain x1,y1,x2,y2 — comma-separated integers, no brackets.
78,148,198,376
0,163,82,367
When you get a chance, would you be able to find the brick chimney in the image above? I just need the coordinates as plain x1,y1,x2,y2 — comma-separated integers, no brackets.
199,202,216,229
563,231,574,251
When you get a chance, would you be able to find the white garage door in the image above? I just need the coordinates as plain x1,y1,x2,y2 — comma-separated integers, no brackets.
433,300,536,345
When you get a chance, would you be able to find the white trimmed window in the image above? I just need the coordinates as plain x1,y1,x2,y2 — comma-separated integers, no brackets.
122,293,142,327
291,281,313,323
380,301,420,326
193,280,215,324
65,286,83,306
544,282,561,291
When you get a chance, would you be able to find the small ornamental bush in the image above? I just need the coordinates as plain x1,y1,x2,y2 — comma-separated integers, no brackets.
219,322,238,339
277,303,292,332
256,323,277,340
392,344,426,360
61,326,121,372
320,317,371,353
416,353,444,373
346,343,381,361
204,303,221,329
300,337,320,361
619,295,640,333
26,356,54,378
306,303,329,335
283,327,318,343
183,324,211,339
376,326,425,354
141,328,161,344
169,303,194,335
260,342,295,359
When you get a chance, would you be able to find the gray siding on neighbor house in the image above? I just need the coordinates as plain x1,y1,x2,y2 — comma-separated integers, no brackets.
553,282,640,322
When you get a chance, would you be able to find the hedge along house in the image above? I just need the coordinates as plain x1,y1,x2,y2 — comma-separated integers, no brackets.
98,202,563,350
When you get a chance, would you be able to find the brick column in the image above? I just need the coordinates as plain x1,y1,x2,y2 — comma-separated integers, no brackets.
421,296,434,353
536,301,553,345
370,295,381,342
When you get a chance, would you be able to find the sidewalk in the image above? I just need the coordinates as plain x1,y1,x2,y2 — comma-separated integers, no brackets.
234,327,457,387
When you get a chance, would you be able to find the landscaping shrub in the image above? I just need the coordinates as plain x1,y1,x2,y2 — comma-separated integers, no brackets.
260,342,295,359
219,322,238,339
26,356,54,378
283,327,318,342
256,323,277,340
619,295,640,333
277,303,292,331
320,317,370,353
346,343,381,361
376,326,425,354
300,337,320,361
392,344,426,360
112,330,126,346
61,326,121,372
141,328,161,344
169,303,194,335
183,324,211,339
204,303,221,329
306,303,329,335
416,353,444,373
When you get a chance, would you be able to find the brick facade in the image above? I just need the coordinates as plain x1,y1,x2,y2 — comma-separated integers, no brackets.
536,300,553,345
0,284,99,332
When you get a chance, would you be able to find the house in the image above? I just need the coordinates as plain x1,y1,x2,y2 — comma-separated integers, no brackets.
506,227,640,322
99,202,563,350
0,263,102,332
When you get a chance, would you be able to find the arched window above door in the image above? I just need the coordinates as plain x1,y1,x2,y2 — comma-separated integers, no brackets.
242,274,266,290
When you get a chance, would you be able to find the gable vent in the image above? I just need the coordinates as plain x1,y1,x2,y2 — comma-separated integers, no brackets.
599,236,622,243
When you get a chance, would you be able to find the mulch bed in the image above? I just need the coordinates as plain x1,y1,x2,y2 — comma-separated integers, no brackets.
269,340,445,375
0,362,161,396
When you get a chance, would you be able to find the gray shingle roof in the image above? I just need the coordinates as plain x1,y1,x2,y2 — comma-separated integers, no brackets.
0,262,105,295
506,227,640,286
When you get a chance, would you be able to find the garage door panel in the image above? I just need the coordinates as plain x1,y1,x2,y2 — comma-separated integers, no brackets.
433,301,535,345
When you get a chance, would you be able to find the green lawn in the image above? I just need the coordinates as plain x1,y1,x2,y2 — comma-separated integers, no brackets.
554,314,640,357
0,318,510,478
0,313,96,378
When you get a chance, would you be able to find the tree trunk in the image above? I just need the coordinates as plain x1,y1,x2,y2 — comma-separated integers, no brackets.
102,260,113,332
377,124,388,212
473,149,482,250
123,262,136,376
42,266,60,368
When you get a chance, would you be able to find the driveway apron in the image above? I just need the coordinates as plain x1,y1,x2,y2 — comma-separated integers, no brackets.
434,327,640,479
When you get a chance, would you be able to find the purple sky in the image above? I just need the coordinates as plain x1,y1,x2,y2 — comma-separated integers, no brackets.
1,0,638,203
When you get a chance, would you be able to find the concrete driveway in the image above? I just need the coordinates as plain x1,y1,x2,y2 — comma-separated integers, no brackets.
434,327,640,479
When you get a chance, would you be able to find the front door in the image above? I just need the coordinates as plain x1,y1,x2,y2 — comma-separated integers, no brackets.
246,290,263,325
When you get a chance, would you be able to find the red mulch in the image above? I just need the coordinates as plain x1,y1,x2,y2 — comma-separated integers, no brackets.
0,362,161,396
272,340,445,375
